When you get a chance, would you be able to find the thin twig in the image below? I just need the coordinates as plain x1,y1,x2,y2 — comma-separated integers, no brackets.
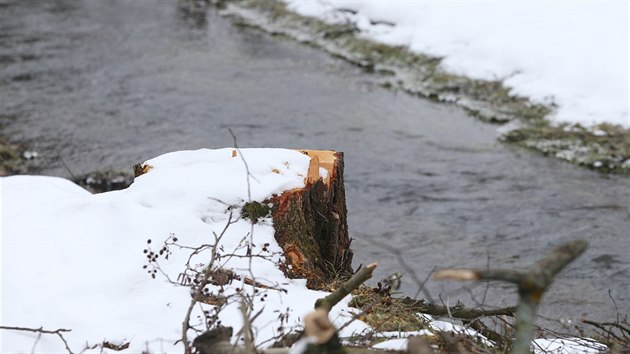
481,250,491,306
228,129,259,295
582,320,628,342
368,238,434,303
228,128,259,201
0,326,74,354
58,156,77,181
182,211,234,354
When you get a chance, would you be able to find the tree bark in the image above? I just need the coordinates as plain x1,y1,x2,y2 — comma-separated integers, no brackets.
270,150,354,289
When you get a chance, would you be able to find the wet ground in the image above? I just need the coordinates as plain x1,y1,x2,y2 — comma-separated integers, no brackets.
1,0,628,331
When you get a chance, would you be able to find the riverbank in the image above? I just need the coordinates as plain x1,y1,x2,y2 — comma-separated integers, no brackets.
218,0,630,174
1,0,627,333
2,148,616,354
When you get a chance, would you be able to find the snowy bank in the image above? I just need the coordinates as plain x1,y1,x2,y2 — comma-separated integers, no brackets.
1,148,369,353
1,148,606,353
282,1,628,128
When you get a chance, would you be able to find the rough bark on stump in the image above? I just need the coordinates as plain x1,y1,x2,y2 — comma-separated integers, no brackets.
271,150,353,289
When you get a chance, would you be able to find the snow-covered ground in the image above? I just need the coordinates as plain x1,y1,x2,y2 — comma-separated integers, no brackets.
1,149,369,353
282,1,628,128
1,148,606,353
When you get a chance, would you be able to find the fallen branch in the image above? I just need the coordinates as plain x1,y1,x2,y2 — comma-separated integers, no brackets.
432,239,588,354
399,297,516,320
315,262,378,312
193,345,398,354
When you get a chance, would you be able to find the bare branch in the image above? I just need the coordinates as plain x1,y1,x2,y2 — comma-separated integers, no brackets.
315,262,378,312
0,326,74,354
398,297,516,320
228,128,259,201
367,238,434,303
432,269,479,281
582,319,630,342
182,211,235,354
432,239,588,354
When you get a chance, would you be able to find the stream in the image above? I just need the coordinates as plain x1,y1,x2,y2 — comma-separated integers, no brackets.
1,0,628,332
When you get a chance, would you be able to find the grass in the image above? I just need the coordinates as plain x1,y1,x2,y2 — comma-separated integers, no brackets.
348,286,428,332
0,138,25,176
501,122,630,173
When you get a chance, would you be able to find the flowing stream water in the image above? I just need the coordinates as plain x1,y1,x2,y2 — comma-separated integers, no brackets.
1,0,628,332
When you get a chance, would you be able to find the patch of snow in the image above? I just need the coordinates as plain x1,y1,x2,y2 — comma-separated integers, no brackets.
372,338,408,350
533,337,607,354
22,150,38,159
282,1,628,128
319,167,328,180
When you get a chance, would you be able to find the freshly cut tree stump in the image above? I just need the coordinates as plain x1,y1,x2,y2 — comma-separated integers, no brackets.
271,150,354,289
133,149,354,290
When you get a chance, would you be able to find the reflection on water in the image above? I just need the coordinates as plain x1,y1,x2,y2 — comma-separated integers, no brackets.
0,0,628,330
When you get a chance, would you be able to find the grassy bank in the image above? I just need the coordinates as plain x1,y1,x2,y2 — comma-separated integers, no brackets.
0,138,26,176
218,0,630,174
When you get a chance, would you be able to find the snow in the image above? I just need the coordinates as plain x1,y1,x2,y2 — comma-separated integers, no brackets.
1,148,367,353
372,338,408,350
533,337,608,354
1,148,607,353
282,1,628,128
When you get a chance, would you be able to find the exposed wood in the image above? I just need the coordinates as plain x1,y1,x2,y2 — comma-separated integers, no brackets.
299,150,337,186
270,150,353,289
307,155,321,184
304,309,336,344
133,163,152,177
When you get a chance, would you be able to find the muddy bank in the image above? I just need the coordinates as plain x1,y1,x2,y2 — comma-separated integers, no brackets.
219,0,630,174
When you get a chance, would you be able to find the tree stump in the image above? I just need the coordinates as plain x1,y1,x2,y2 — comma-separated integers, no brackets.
133,149,354,290
271,150,353,289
